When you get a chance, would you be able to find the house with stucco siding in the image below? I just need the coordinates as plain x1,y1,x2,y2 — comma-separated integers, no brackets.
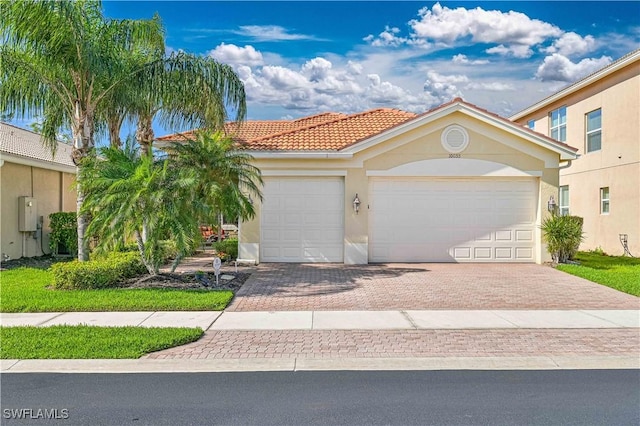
511,49,640,256
0,122,77,261
159,98,578,264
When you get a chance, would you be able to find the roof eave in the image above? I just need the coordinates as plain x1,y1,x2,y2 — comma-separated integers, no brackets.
510,49,640,120
247,151,353,159
341,101,578,160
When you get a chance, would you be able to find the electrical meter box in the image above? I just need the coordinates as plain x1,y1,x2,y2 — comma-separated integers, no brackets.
18,196,38,232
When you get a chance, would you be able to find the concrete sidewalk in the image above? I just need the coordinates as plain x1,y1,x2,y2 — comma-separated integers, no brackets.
2,310,638,373
2,309,639,330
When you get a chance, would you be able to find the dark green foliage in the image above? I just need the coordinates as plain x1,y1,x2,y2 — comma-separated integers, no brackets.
541,214,584,263
213,238,238,261
48,212,77,256
51,251,146,290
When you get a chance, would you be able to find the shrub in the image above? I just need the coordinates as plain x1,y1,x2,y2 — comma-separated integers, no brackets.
541,214,584,263
51,251,146,290
213,238,238,261
49,212,77,256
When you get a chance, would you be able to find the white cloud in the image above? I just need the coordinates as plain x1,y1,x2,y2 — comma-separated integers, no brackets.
208,43,264,67
466,82,515,91
364,26,409,47
485,44,533,58
535,53,612,82
423,70,468,102
544,32,596,56
232,25,324,42
452,54,489,65
409,3,562,48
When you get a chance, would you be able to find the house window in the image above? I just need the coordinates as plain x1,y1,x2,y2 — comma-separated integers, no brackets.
586,109,602,152
550,106,567,142
559,186,569,216
527,119,535,130
600,187,609,214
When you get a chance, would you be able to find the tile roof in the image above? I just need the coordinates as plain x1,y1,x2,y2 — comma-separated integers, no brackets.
156,98,576,155
156,109,417,151
0,122,75,168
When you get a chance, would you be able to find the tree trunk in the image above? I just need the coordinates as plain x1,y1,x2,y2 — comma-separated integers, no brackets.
135,229,155,275
136,115,154,156
76,183,90,261
108,116,123,149
72,101,95,262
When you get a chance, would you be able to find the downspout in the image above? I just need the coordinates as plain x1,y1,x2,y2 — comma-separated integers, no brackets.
559,160,572,170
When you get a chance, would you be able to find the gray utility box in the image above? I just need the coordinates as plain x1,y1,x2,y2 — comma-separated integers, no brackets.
18,196,38,232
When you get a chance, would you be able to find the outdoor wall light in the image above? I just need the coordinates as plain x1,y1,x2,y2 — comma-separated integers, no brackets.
547,195,557,213
353,193,361,214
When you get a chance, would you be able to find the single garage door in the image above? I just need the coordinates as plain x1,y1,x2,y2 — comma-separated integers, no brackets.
369,178,537,262
261,177,344,262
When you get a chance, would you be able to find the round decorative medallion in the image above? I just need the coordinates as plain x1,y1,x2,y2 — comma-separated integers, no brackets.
441,125,469,153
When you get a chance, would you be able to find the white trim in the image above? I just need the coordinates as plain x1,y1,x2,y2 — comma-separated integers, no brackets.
342,102,578,161
261,169,347,177
366,159,542,178
0,152,76,174
441,125,469,153
511,50,640,120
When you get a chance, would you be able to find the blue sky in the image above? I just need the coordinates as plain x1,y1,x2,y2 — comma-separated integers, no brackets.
10,1,640,140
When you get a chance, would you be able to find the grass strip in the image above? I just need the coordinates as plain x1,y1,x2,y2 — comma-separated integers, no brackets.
0,325,203,359
557,252,640,296
0,268,234,313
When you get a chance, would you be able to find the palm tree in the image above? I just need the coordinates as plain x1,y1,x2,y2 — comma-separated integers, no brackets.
168,131,263,233
80,140,196,274
0,0,163,260
81,133,262,275
1,1,247,261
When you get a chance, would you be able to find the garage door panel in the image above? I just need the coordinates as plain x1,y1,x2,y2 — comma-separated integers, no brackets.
516,229,534,241
515,247,534,260
369,178,537,263
261,177,344,263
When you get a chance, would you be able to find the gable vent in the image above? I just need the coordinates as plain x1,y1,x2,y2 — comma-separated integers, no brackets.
441,125,469,153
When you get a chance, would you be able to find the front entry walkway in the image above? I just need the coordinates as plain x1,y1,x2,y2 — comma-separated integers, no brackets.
226,263,640,312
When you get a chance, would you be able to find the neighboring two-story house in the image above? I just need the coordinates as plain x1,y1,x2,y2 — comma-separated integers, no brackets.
511,49,640,256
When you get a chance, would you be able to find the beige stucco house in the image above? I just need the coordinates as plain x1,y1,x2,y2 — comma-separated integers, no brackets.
160,98,578,264
0,122,77,260
511,49,640,256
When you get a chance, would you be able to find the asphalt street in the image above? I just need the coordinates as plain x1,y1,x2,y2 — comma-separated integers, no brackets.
2,370,639,425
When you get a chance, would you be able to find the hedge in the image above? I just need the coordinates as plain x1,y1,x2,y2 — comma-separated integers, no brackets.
213,238,238,261
51,252,146,290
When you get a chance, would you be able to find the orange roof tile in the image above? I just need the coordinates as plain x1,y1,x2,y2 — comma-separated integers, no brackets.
155,99,575,154
156,109,417,151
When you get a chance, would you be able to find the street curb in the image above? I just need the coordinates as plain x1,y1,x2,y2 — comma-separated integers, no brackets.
2,356,638,373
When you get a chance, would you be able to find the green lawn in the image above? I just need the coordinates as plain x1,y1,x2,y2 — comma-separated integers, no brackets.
0,268,234,313
0,325,203,359
557,252,640,296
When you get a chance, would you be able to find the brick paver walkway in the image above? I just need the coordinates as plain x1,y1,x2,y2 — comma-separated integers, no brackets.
226,263,640,311
145,328,640,359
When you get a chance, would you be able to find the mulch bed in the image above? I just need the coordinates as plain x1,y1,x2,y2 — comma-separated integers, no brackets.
118,271,250,291
0,255,69,271
1,255,251,291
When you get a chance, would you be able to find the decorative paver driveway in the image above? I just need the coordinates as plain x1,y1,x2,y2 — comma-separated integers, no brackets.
226,263,639,312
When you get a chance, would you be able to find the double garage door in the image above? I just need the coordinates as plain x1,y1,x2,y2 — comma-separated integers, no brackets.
260,176,537,263
369,178,537,262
